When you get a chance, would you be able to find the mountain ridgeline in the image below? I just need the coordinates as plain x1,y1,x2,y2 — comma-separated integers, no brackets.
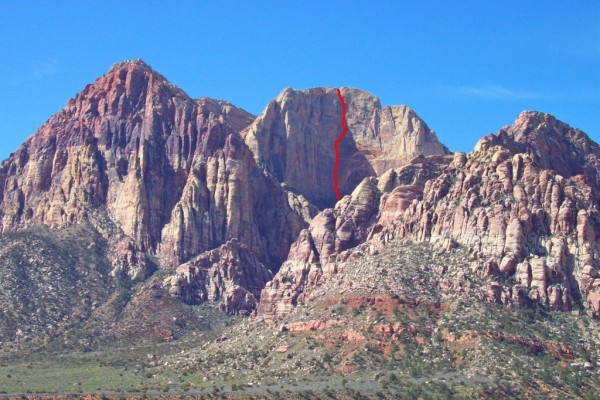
0,59,599,346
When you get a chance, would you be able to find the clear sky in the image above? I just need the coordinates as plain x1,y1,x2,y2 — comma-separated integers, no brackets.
1,1,599,161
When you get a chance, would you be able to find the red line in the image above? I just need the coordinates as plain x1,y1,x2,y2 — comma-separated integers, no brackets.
334,88,347,201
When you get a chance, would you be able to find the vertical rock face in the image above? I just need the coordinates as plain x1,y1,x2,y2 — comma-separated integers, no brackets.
0,60,251,248
0,60,306,289
242,87,449,209
258,112,600,320
343,91,449,175
157,131,307,269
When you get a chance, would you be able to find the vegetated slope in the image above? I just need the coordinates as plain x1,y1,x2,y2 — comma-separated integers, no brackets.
163,240,599,399
0,224,117,349
1,240,596,398
0,222,200,355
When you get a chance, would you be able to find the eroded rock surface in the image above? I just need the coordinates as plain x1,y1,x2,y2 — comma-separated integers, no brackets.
242,87,449,208
259,112,600,319
2,60,599,320
0,60,306,301
162,239,271,314
258,155,451,320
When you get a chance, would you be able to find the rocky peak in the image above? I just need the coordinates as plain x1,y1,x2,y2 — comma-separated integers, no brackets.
104,58,177,91
476,111,600,193
0,61,307,285
107,58,154,72
242,86,449,209
63,58,191,125
508,111,599,158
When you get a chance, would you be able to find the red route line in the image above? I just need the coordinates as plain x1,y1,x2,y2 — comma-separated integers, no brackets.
334,88,347,201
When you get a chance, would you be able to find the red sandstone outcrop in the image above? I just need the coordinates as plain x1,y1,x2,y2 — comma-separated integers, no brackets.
0,60,306,308
257,155,452,320
258,112,600,319
162,239,272,314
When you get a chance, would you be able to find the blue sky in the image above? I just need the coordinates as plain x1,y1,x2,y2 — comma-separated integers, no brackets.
1,1,599,161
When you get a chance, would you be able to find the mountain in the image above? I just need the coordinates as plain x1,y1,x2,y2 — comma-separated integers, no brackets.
0,60,450,335
0,59,309,311
242,87,449,208
0,60,598,398
259,111,600,320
